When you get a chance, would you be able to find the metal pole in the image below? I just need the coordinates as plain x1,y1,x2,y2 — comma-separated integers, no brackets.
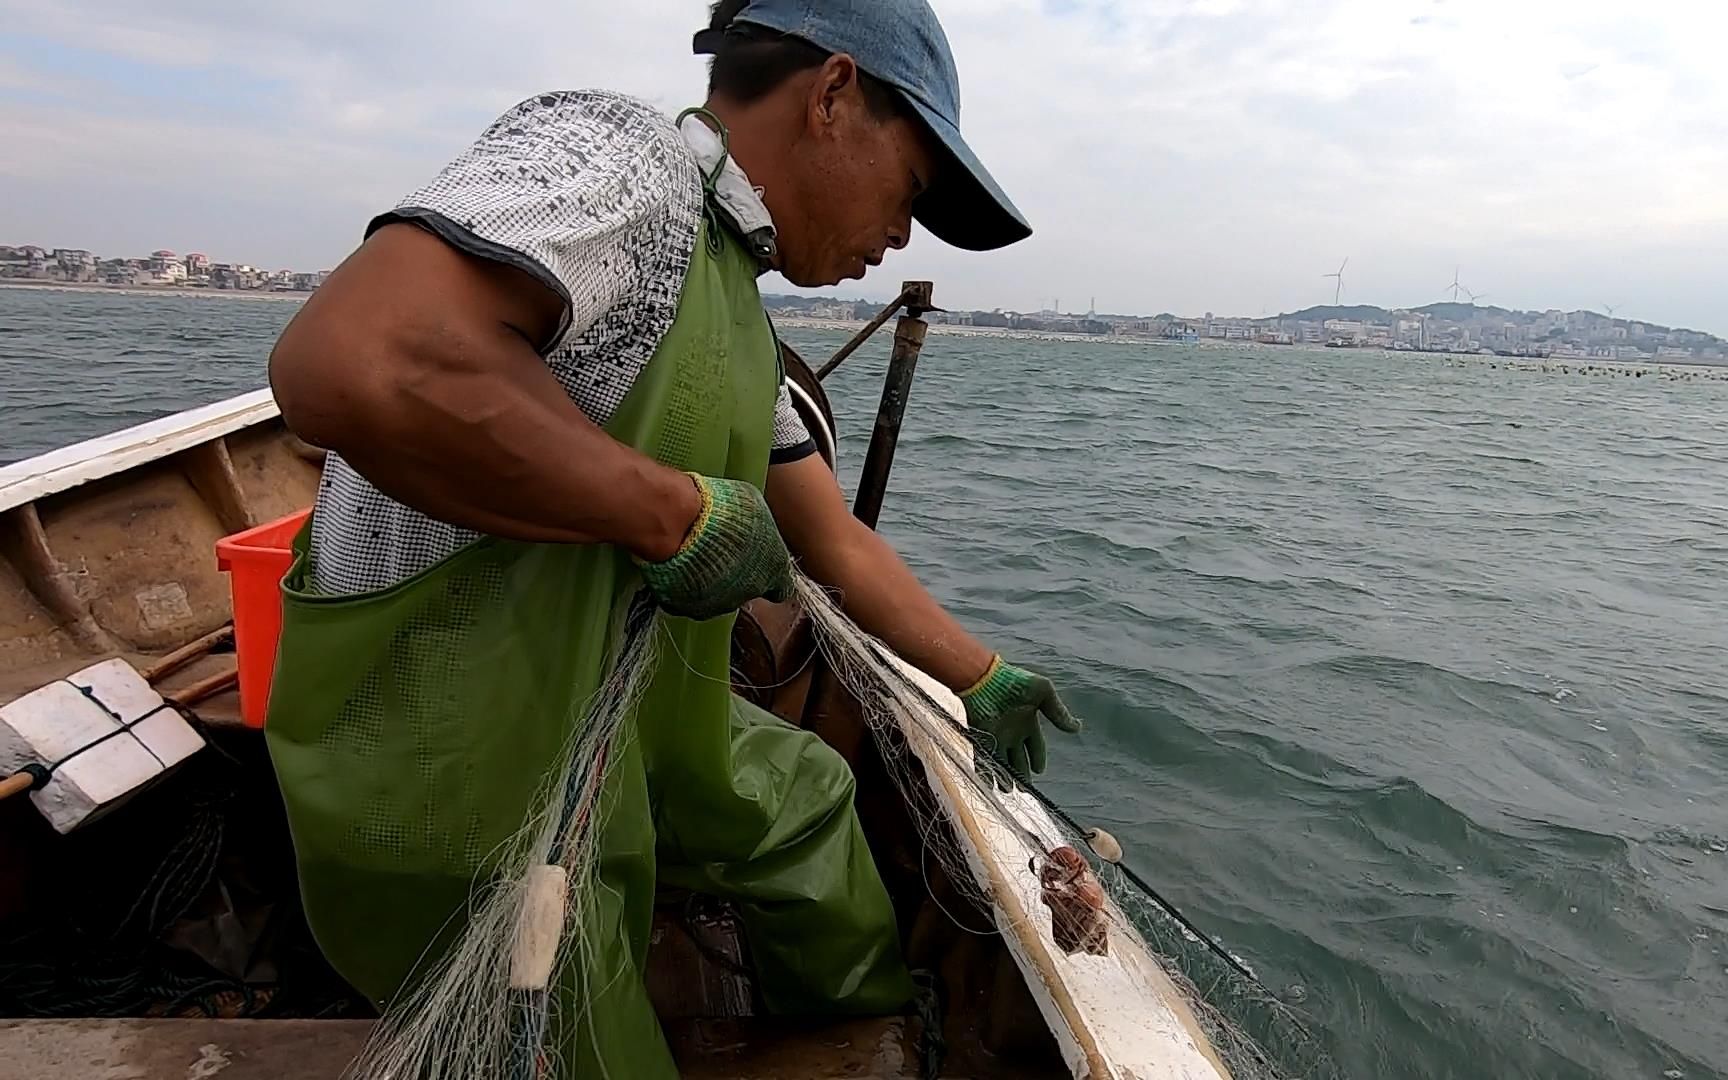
816,285,914,382
851,281,933,529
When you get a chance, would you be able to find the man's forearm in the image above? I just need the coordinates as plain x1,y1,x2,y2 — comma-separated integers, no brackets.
269,226,700,562
325,346,698,560
801,520,996,692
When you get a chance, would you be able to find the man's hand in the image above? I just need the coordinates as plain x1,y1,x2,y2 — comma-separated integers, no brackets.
960,658,1082,789
766,455,1083,784
636,475,794,621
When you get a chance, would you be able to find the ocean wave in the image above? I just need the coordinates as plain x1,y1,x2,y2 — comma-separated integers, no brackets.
8,309,1726,1080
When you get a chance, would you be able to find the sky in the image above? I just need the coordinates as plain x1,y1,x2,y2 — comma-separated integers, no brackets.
2,0,1726,332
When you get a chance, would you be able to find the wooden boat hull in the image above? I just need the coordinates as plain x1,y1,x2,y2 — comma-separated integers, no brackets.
0,379,1228,1079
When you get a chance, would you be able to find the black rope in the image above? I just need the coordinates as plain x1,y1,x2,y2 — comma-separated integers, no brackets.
6,762,50,792
909,968,947,1080
33,680,179,780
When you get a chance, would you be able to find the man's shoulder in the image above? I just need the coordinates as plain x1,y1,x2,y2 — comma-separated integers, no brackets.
397,88,703,248
480,89,694,179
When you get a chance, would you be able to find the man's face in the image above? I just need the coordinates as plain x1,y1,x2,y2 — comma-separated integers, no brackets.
772,65,937,287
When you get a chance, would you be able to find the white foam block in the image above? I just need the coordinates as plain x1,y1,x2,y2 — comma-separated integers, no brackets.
132,709,205,771
38,735,165,833
0,679,122,768
72,658,204,770
0,658,204,833
71,658,164,725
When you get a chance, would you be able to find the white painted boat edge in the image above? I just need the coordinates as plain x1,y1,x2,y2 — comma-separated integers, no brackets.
885,657,1232,1080
0,389,280,514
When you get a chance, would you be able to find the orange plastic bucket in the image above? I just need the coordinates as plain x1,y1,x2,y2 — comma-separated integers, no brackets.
215,508,309,728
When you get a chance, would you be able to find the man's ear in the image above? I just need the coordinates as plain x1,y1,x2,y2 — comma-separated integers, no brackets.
807,53,861,131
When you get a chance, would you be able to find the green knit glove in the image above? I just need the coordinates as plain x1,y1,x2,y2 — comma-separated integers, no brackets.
635,474,793,621
960,657,1082,789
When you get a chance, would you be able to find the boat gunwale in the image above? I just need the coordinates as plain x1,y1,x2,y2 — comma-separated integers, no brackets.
0,388,280,515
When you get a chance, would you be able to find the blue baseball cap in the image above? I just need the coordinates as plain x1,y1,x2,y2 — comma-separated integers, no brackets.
694,0,1032,251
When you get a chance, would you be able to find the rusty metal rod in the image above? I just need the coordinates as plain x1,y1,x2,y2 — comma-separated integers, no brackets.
851,303,931,528
816,285,914,382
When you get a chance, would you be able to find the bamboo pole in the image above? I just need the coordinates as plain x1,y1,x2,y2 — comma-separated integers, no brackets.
0,771,36,802
140,625,233,684
164,667,239,709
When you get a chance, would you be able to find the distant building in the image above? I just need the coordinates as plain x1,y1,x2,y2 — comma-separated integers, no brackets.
1203,316,1254,340
52,249,96,282
145,249,186,284
100,258,147,285
18,246,50,278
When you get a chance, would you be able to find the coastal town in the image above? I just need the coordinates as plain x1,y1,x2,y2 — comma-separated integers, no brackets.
5,241,1723,364
0,244,330,293
766,295,1728,364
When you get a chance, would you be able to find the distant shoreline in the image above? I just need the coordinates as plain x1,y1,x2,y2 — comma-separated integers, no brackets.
774,315,1170,346
2,293,1719,373
774,316,1728,374
0,281,309,303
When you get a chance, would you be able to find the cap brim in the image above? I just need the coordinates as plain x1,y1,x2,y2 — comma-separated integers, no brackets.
902,96,1031,252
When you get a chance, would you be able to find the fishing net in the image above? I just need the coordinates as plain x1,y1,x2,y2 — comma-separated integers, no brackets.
791,573,1340,1080
344,599,661,1080
347,577,1334,1080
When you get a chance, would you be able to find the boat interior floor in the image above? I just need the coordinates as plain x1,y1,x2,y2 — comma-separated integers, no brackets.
0,425,1072,1078
0,1014,1042,1080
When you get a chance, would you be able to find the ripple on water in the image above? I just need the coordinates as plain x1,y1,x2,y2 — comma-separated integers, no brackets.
5,297,1728,1078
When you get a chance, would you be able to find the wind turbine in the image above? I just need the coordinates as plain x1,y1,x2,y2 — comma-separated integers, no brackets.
1323,257,1349,305
1464,286,1489,306
1445,267,1466,303
1603,302,1619,321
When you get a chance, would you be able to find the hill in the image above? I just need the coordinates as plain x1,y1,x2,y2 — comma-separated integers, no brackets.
1279,304,1395,322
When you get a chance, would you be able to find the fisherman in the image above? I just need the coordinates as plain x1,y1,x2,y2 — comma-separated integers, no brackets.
264,0,1080,1073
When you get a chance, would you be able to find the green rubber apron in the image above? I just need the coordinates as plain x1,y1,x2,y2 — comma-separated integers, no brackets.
265,185,912,1076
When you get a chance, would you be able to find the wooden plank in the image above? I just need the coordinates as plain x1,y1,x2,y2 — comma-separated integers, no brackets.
0,390,279,515
0,504,114,653
0,1016,931,1079
0,1018,373,1080
177,440,257,535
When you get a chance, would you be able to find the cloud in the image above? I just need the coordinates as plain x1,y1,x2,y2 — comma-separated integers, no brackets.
1,0,1723,331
